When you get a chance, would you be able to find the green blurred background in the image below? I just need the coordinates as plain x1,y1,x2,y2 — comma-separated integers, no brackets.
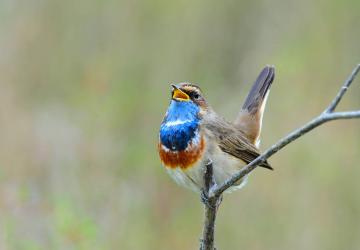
1,0,360,249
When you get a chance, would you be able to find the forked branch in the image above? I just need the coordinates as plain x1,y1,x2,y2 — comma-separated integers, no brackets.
200,64,360,250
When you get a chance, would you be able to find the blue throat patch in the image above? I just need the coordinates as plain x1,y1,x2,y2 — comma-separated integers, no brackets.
160,100,200,151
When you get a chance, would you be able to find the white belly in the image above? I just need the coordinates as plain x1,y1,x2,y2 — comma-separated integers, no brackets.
166,141,248,193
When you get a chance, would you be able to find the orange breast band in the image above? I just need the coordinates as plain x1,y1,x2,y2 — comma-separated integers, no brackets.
158,136,205,169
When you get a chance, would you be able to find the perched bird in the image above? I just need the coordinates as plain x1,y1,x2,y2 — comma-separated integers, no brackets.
158,66,275,193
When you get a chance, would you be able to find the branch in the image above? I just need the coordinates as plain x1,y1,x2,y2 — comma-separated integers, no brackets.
200,161,218,250
199,64,360,250
210,64,360,198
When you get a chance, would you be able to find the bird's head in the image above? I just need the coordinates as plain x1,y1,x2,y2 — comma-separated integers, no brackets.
170,83,208,112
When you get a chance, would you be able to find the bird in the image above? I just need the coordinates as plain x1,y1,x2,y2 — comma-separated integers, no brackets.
158,66,275,193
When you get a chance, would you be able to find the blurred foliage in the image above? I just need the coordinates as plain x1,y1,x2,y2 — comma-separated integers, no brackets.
0,0,360,249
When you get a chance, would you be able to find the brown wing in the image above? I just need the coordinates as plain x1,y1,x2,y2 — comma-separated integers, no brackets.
203,114,272,170
218,134,272,170
234,66,275,145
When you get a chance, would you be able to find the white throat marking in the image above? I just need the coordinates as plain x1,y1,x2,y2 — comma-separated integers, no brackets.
164,119,191,127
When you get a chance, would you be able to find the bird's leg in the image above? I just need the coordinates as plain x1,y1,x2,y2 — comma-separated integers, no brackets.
204,159,215,190
200,190,214,209
200,191,223,209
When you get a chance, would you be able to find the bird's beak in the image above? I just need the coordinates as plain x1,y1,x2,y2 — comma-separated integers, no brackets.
171,84,190,101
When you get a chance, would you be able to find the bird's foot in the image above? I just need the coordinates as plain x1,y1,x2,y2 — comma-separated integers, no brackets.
200,190,213,209
201,190,222,210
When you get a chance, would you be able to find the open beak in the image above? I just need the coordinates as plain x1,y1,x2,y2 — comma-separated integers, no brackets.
171,84,190,101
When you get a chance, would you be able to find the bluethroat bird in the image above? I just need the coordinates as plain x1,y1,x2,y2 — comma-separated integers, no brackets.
158,66,274,193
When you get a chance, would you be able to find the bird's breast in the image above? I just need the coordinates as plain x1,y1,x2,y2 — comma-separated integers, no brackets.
158,133,205,169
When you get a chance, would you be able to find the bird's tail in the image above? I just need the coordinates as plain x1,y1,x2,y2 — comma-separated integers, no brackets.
234,66,275,147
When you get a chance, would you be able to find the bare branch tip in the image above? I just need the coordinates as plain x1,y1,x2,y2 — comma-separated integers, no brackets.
353,64,360,76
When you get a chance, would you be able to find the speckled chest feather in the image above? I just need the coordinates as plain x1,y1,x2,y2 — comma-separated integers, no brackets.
158,101,205,169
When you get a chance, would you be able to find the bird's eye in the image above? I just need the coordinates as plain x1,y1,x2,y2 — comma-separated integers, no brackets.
192,93,200,100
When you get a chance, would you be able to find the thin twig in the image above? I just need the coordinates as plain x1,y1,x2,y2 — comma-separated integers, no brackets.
325,64,360,113
199,64,360,250
324,111,360,120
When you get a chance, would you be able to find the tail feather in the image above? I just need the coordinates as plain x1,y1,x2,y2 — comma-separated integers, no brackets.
242,66,275,114
234,66,275,146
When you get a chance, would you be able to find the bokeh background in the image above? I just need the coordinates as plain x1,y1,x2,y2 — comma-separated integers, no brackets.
1,0,360,249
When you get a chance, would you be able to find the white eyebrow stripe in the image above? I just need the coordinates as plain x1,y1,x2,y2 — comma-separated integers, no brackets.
164,119,191,127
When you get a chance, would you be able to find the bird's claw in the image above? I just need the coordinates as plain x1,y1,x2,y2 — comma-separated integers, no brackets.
201,190,213,209
201,190,222,209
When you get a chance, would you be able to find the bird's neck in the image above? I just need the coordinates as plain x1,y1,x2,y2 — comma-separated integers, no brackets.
165,101,199,122
160,101,200,151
